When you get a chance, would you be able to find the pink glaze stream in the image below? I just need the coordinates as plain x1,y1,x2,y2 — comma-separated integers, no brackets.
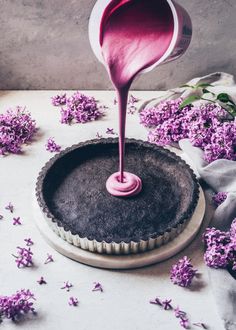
100,0,174,197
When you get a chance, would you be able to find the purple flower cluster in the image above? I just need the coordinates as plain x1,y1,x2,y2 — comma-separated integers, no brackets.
13,247,33,268
45,137,61,153
170,256,198,287
203,223,236,269
0,107,37,155
0,289,36,322
68,297,79,307
140,98,236,163
55,91,103,124
51,93,67,106
212,192,228,206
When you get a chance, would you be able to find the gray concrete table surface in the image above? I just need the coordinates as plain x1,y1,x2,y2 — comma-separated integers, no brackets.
0,91,224,330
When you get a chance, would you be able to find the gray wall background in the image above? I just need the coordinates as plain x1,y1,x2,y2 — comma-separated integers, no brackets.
1,0,236,90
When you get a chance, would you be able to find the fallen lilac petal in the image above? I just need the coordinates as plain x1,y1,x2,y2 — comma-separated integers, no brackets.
0,215,3,220
162,299,172,310
37,277,47,285
128,94,139,104
61,281,73,292
68,297,79,307
193,323,208,329
44,254,54,264
5,203,14,213
174,306,186,318
12,217,22,225
92,282,103,292
24,238,34,246
96,132,103,139
106,128,115,135
180,317,190,329
149,297,162,306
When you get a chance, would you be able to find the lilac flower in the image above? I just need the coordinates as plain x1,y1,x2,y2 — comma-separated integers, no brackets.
68,297,79,307
44,254,54,264
92,282,103,292
0,289,36,322
0,107,37,155
140,98,236,163
193,323,208,329
174,306,187,318
5,202,14,213
180,317,190,329
203,227,235,269
24,238,34,246
212,192,228,206
149,297,162,306
51,93,67,106
106,128,116,135
13,247,33,268
170,256,197,287
12,217,22,225
37,277,47,285
61,281,73,292
45,138,61,153
60,91,103,125
162,299,172,310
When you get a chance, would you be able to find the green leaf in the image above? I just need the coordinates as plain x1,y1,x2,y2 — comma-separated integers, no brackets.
202,88,215,96
217,93,230,103
180,95,201,109
180,84,194,89
227,104,236,117
196,83,213,88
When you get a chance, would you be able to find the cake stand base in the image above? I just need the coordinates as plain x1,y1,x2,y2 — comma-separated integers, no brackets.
33,187,205,270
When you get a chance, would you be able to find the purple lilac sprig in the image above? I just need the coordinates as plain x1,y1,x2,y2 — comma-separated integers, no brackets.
51,93,67,106
203,223,236,269
170,256,198,287
13,247,34,268
212,192,228,206
0,289,36,322
0,107,37,155
149,297,193,329
60,91,103,125
140,98,236,163
45,138,61,153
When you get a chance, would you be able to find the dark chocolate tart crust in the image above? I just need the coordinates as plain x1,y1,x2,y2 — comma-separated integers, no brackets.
35,138,199,254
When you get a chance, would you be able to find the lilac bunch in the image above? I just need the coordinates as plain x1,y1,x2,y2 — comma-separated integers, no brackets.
51,93,67,106
0,107,37,155
212,192,228,206
45,137,61,153
203,224,236,269
13,247,34,268
59,91,103,124
140,98,236,163
0,289,36,322
170,256,197,287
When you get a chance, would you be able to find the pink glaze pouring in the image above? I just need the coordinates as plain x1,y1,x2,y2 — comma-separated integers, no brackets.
100,0,174,197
